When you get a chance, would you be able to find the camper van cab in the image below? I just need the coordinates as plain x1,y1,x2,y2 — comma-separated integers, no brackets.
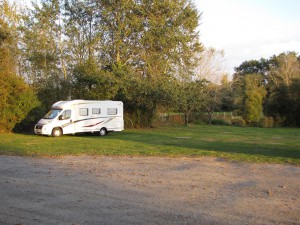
34,100,124,137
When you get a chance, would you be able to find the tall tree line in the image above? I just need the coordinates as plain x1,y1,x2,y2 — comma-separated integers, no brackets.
1,0,207,130
2,0,299,131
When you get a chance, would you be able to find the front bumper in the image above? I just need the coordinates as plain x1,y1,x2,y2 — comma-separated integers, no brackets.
34,124,51,135
34,124,43,134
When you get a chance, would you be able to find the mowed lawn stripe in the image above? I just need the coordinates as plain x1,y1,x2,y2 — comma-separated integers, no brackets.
0,125,299,165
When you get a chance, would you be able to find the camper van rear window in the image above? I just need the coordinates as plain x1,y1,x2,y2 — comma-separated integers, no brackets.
79,108,88,116
92,108,101,114
107,108,117,115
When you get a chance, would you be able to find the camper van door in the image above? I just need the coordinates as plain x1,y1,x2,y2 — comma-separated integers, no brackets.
57,109,75,134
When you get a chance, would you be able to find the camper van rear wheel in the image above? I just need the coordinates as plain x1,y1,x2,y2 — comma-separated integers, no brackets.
99,128,107,136
52,128,62,137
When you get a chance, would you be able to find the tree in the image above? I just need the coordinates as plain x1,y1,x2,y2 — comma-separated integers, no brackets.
64,0,101,64
242,74,266,123
6,0,202,128
66,0,202,127
264,52,300,126
0,4,39,132
233,52,300,126
268,52,300,87
234,58,270,77
219,75,235,112
22,0,68,109
192,47,229,124
175,80,206,126
195,47,225,84
202,83,223,124
288,78,300,126
71,59,121,100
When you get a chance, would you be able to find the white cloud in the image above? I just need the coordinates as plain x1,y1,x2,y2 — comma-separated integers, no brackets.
195,0,300,75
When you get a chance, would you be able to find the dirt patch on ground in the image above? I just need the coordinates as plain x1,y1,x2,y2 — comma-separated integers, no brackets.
0,156,299,225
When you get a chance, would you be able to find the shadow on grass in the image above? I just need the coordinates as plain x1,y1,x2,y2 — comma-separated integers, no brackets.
102,130,300,160
3,127,299,162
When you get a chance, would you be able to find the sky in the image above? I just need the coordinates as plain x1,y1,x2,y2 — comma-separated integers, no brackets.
194,0,300,75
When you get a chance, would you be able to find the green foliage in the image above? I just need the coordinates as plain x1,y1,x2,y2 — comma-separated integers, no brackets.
0,17,39,133
244,91,263,122
288,78,300,126
231,118,246,127
232,73,266,124
210,119,230,126
264,83,289,124
21,0,69,109
234,58,271,78
9,0,300,129
174,80,206,125
202,83,223,124
234,52,300,127
122,76,177,127
241,74,266,123
265,78,300,127
1,0,205,129
0,74,40,132
260,117,274,128
63,0,202,127
71,60,120,100
219,78,235,111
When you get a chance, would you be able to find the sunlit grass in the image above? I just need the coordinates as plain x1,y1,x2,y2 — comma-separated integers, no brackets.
0,125,299,165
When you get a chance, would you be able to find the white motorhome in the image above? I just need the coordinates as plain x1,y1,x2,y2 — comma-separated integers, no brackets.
34,100,124,137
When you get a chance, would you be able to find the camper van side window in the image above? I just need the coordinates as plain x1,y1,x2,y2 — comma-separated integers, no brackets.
79,108,88,116
107,108,117,115
92,108,101,114
62,110,71,119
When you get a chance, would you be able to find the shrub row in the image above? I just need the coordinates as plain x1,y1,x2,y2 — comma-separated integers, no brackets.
209,117,274,128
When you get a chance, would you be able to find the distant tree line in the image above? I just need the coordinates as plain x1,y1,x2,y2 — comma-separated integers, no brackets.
0,0,299,132
232,52,300,127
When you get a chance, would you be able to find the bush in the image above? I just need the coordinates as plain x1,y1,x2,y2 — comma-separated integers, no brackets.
211,119,230,126
0,74,40,133
13,105,46,133
231,118,246,127
260,116,274,128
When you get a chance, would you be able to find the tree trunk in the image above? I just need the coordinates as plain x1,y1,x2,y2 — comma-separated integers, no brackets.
207,111,212,125
184,113,189,126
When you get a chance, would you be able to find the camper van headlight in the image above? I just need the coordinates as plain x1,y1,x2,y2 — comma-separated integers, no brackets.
35,125,43,130
42,125,48,132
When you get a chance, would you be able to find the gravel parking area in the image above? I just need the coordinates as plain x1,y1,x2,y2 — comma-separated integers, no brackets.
0,156,299,225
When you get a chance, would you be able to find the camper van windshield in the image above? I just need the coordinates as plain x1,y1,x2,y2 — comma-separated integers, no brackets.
43,109,62,119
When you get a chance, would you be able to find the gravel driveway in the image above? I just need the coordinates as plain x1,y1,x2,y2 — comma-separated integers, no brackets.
0,156,299,225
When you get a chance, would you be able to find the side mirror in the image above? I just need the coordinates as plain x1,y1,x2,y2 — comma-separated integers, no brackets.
58,115,64,120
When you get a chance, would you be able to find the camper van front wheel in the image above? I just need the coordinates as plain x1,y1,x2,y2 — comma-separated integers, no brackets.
99,128,107,136
52,128,62,137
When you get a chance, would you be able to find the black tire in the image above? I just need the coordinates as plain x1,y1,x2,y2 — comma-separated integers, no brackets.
52,128,63,137
99,128,107,136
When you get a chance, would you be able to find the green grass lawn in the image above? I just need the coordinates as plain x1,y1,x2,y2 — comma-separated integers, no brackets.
0,125,299,165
